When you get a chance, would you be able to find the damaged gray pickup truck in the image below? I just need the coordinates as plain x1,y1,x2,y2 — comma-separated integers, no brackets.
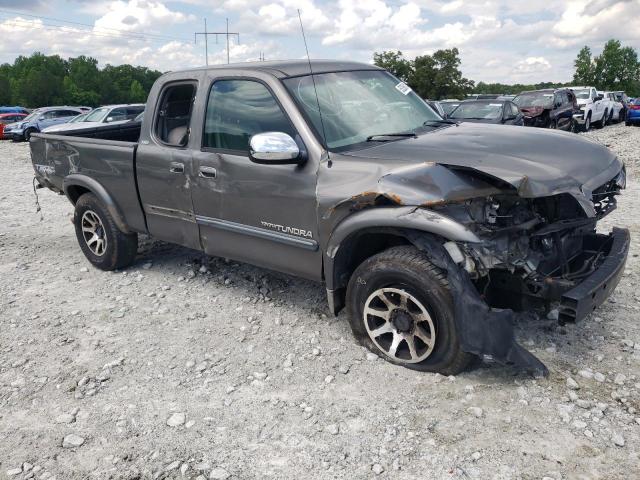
30,60,629,376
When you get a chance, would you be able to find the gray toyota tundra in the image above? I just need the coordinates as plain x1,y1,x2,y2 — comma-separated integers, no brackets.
29,60,629,376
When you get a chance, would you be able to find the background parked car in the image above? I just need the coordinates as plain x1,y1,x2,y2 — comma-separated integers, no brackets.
3,107,84,141
439,99,462,118
448,99,524,125
626,98,640,126
42,104,144,134
0,112,28,139
570,86,608,131
604,91,624,122
0,106,29,114
613,91,630,120
514,88,577,131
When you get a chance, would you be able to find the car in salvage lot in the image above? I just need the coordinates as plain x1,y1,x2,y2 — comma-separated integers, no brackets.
571,86,608,131
30,60,629,377
513,88,578,130
0,112,27,139
626,97,640,126
447,99,523,125
42,104,145,134
4,106,84,141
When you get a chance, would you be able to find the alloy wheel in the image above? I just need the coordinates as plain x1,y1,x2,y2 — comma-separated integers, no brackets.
363,287,436,364
81,210,108,256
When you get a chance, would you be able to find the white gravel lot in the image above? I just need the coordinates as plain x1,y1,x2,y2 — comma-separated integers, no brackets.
1,123,639,480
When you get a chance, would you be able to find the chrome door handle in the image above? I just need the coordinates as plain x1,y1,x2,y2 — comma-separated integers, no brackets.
199,166,217,178
169,162,184,173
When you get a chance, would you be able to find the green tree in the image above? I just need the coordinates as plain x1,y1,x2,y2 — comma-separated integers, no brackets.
0,65,11,105
573,46,594,85
409,48,474,99
373,50,413,82
129,80,147,103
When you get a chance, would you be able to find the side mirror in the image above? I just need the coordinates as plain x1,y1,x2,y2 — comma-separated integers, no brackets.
249,132,301,165
596,94,604,101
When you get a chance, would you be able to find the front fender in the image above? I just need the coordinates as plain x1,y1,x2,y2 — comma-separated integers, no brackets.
324,206,480,291
63,174,132,234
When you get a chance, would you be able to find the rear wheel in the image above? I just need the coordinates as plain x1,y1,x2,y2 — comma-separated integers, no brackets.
583,113,591,132
346,246,473,375
548,120,557,129
74,193,138,271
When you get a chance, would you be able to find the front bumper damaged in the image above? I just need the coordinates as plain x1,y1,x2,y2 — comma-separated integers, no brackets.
408,227,630,377
559,227,629,323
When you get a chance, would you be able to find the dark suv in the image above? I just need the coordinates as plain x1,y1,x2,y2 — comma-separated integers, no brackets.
514,88,578,131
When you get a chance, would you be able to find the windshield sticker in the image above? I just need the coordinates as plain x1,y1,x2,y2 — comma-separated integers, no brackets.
395,82,412,95
543,94,553,97
489,103,502,106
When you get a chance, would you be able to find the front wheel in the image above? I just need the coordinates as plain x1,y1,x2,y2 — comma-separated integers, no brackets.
23,128,36,141
346,246,473,375
74,193,138,270
548,120,557,129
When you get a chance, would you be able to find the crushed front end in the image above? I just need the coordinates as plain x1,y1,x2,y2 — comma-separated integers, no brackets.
436,167,629,324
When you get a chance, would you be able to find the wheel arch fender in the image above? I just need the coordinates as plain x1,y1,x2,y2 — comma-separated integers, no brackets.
63,174,132,234
324,206,480,314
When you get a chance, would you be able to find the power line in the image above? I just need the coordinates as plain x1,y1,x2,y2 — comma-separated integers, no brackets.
194,18,240,65
0,8,191,43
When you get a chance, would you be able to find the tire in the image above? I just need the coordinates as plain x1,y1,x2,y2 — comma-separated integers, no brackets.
346,246,473,375
23,128,36,141
74,193,138,271
548,120,557,129
626,121,631,126
582,113,591,132
596,110,607,128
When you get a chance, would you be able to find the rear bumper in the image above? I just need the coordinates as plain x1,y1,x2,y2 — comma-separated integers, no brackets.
559,227,630,323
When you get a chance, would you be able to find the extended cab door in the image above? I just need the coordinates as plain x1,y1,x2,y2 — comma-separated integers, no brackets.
135,80,202,251
190,75,322,281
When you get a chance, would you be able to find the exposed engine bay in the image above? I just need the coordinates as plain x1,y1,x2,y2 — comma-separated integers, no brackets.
433,167,627,324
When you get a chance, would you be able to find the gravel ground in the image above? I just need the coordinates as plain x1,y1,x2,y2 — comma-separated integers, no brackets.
1,123,639,480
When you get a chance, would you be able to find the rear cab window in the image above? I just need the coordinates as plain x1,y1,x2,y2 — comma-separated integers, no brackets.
155,83,197,147
202,79,296,153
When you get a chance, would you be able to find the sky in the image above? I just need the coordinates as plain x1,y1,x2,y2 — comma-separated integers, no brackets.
0,0,638,84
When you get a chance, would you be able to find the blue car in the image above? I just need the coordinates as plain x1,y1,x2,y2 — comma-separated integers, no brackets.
3,106,84,141
0,106,29,114
626,98,640,126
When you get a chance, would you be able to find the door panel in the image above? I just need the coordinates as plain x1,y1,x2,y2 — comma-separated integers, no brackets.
136,82,201,251
191,77,321,281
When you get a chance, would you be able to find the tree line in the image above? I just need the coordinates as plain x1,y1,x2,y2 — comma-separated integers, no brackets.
0,53,162,108
374,39,640,100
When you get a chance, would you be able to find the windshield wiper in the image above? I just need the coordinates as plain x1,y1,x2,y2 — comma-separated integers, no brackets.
423,119,458,127
366,133,417,142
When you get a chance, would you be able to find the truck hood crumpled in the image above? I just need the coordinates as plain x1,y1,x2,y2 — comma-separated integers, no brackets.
345,122,623,214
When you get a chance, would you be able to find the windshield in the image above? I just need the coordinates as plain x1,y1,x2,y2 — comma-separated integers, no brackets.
440,102,460,115
513,92,554,108
283,70,441,150
21,111,39,122
572,89,591,100
69,113,89,123
450,102,502,120
83,107,110,123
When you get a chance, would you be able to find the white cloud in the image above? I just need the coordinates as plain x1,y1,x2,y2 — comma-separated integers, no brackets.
515,56,552,73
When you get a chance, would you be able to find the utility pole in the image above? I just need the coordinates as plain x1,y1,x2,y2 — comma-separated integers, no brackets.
194,18,240,65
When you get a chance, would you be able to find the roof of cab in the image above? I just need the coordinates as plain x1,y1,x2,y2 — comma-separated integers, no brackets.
165,60,383,79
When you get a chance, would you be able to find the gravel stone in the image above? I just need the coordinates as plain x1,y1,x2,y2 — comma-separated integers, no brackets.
566,377,580,390
62,434,85,448
209,467,230,479
166,412,186,427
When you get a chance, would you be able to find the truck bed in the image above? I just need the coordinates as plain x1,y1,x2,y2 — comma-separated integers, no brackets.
30,127,147,234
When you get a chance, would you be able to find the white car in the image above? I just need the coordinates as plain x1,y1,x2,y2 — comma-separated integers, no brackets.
42,104,144,133
570,86,608,131
603,91,624,122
